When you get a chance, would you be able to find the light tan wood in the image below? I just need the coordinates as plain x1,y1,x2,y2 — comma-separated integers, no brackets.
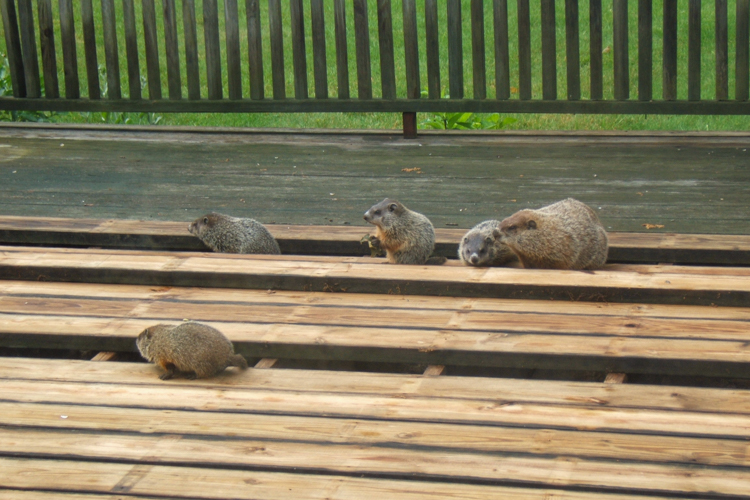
605,372,628,384
254,358,278,369
90,352,117,362
423,365,445,376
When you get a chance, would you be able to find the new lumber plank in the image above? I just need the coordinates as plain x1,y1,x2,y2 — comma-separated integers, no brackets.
1,216,749,265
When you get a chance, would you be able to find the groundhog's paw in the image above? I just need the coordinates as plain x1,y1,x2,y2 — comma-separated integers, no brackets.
159,372,174,381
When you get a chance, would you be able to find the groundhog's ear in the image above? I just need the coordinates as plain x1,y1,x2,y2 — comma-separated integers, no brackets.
527,220,537,229
485,236,493,244
388,203,397,212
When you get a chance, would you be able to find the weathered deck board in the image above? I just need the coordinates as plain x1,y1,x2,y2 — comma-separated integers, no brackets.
1,215,749,264
0,125,748,234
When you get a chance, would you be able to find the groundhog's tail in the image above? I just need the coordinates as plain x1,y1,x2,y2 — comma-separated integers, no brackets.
230,354,249,370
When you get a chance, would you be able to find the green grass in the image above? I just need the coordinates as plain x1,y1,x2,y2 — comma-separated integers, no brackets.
1,0,749,131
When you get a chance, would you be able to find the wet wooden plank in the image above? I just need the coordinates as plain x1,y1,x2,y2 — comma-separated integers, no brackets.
58,0,79,99
402,0,419,99
16,0,39,98
638,0,652,101
424,0,440,99
203,0,222,100
182,0,200,100
100,0,121,100
613,0,629,100
122,0,141,100
1,0,26,97
662,0,678,101
353,0,372,99
268,0,285,99
540,0,556,100
470,0,486,100
737,0,750,101
493,0,510,100
688,0,701,101
141,0,162,100
716,0,728,100
37,0,59,98
310,0,328,99
333,0,350,99
589,0,602,99
289,0,308,99
377,0,396,100
246,0,264,100
517,0,531,100
447,0,463,99
564,0,580,101
163,0,182,100
81,0,101,100
224,0,242,100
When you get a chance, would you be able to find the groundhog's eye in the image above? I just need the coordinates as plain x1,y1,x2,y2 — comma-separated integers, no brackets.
463,237,468,243
374,210,381,216
508,225,517,231
527,220,537,229
203,217,209,224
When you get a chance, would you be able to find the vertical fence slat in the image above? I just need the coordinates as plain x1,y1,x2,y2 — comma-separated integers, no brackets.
333,0,349,99
589,0,602,100
17,0,40,97
163,0,182,99
613,0,629,100
715,0,728,100
564,0,580,100
290,0,308,99
493,0,510,100
540,0,556,100
122,0,141,99
203,0,222,100
246,0,264,100
470,0,486,99
637,0,652,101
38,0,59,98
0,0,25,97
425,0,440,99
268,0,285,99
59,0,80,99
377,0,396,99
402,0,420,99
662,0,677,100
142,0,162,99
688,0,701,101
447,0,463,99
353,0,372,99
101,0,121,99
517,0,531,100
81,0,100,99
225,0,241,99
182,0,200,99
311,0,328,99
737,0,750,101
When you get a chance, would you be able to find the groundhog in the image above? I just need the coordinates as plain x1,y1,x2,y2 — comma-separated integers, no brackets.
492,198,608,270
363,198,438,265
459,220,517,267
136,322,248,380
188,212,280,254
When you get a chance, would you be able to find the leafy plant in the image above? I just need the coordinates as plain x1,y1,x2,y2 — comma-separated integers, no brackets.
0,53,56,122
81,67,163,125
418,91,517,130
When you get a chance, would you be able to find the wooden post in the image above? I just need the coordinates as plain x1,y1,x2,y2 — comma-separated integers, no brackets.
403,112,417,139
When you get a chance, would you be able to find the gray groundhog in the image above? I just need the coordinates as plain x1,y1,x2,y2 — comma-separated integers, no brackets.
363,198,440,265
492,198,608,270
459,220,518,267
136,322,248,380
188,212,280,254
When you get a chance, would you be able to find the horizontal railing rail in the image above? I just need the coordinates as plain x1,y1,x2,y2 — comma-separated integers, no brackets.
2,0,750,135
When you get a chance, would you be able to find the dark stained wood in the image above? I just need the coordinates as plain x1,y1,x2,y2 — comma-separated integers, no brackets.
662,0,678,101
589,0,602,100
424,0,440,99
638,0,653,101
493,0,510,100
37,0,59,98
540,0,556,100
517,0,531,100
377,0,396,100
447,0,463,99
564,0,580,101
289,0,308,100
58,0,79,99
16,0,40,98
81,0,101,100
122,0,141,100
402,0,419,99
182,0,200,100
333,0,349,99
1,0,26,97
470,0,486,100
203,0,222,100
224,0,242,100
268,0,285,99
100,0,121,100
688,0,701,101
715,0,728,100
737,0,750,101
162,0,182,100
613,0,629,100
141,0,162,100
353,0,372,99
310,0,328,99
246,0,264,100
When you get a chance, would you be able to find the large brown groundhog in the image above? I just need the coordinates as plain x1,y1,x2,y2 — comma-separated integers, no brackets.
136,322,248,380
492,198,608,270
363,198,437,265
459,220,518,267
189,212,280,254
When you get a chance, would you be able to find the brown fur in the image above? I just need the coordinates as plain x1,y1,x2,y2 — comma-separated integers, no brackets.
363,198,437,265
189,212,280,254
136,322,248,380
492,198,608,270
459,220,517,267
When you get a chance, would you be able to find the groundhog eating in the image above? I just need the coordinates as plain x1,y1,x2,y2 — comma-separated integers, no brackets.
363,198,438,265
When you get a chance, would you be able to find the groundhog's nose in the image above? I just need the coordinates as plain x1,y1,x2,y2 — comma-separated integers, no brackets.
470,254,479,265
363,214,369,221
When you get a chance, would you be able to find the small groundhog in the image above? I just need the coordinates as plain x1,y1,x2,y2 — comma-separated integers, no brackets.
363,198,438,265
459,220,518,267
136,322,248,380
492,198,608,270
188,212,280,254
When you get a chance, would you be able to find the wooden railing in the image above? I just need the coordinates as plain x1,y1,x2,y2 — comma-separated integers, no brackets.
2,0,750,136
